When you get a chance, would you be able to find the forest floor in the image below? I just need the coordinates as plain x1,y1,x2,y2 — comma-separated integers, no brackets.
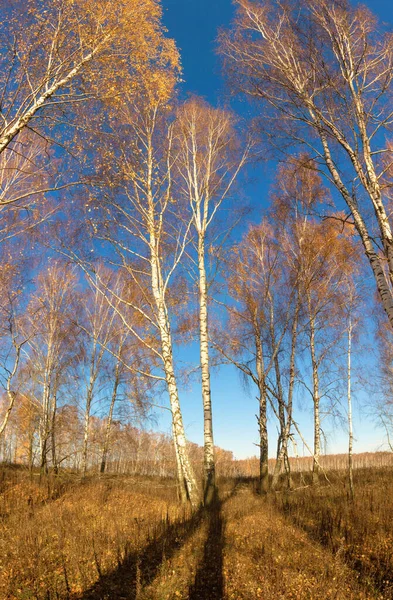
1,467,393,599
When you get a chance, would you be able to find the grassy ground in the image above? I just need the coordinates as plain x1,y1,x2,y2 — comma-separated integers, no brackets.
1,466,392,599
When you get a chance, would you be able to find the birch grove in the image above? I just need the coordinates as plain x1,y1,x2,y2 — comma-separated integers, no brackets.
1,0,393,510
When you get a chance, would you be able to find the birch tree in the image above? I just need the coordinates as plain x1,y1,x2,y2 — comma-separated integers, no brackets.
99,329,128,475
79,61,200,505
77,274,119,476
343,278,362,500
0,0,169,157
0,261,28,438
0,0,178,258
22,262,79,474
220,222,297,492
175,97,249,503
220,0,393,329
301,223,344,481
272,158,358,481
269,286,300,490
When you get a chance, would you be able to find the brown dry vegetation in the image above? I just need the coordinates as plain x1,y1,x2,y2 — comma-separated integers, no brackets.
1,466,393,599
271,469,393,597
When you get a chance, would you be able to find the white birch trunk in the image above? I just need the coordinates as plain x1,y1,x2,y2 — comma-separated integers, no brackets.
146,212,198,503
82,373,96,477
176,101,247,504
143,127,199,507
100,362,120,474
308,298,321,484
198,233,216,504
40,378,51,474
153,280,199,506
319,130,393,329
347,316,354,500
255,328,269,493
269,294,297,491
282,298,299,487
0,344,21,437
273,351,289,488
275,295,300,489
50,392,58,474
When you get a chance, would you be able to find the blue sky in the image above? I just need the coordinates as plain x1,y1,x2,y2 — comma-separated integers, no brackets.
158,0,393,459
162,0,232,103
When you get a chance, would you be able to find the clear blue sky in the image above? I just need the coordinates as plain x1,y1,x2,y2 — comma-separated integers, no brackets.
158,0,393,460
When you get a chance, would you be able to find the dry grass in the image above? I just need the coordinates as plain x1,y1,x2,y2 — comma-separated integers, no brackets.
223,483,379,599
0,468,184,599
1,466,393,599
271,468,393,598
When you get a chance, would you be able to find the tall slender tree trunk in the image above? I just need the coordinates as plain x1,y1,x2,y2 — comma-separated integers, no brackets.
157,303,199,506
272,351,290,489
28,427,34,473
272,430,286,489
100,362,120,474
82,380,95,478
258,378,269,494
0,342,22,438
198,233,215,505
308,300,321,484
254,314,268,493
145,130,199,507
50,393,58,475
283,298,299,488
40,380,51,475
347,316,354,500
0,392,16,438
272,296,299,489
173,423,188,503
149,242,199,506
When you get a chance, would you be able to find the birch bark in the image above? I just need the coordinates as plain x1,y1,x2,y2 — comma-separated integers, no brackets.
149,213,200,506
100,362,121,474
347,316,354,500
255,318,268,493
272,296,299,489
0,343,22,437
198,234,216,504
143,117,199,506
175,99,248,504
308,298,321,484
82,369,97,477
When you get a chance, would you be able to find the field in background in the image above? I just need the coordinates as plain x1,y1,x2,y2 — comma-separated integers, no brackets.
1,463,393,599
235,451,393,477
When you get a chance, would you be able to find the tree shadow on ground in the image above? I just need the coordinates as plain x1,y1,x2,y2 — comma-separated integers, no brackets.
188,490,225,600
77,506,204,600
76,481,244,600
274,491,393,599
